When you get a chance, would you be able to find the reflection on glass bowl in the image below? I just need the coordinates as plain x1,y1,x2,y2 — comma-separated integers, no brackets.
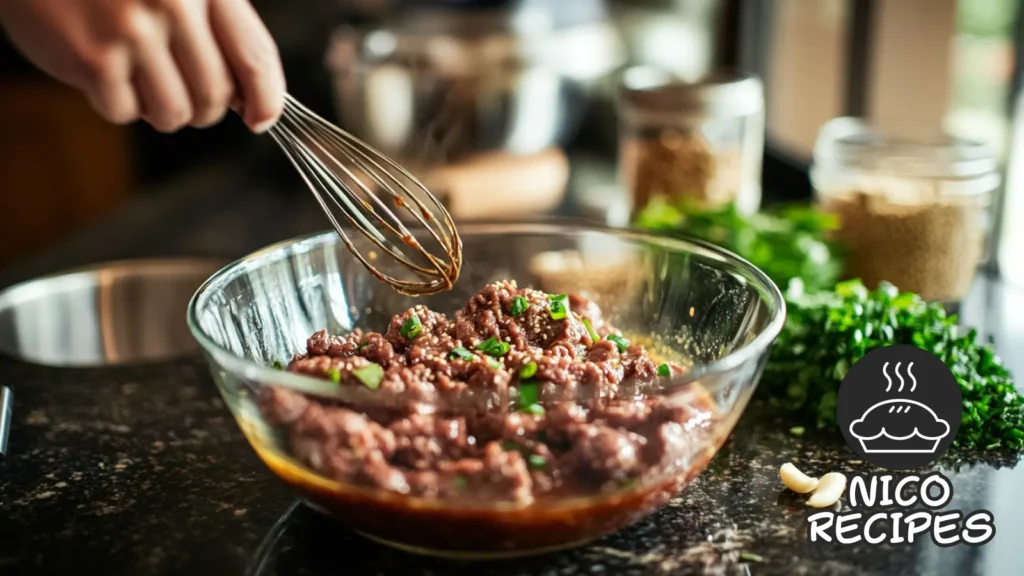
188,222,785,559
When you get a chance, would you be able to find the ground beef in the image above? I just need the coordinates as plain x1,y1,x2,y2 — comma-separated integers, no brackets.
563,425,644,486
388,413,472,470
306,328,363,357
259,281,717,505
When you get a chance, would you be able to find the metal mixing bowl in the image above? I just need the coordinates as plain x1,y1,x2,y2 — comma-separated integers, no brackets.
0,258,225,367
324,6,625,165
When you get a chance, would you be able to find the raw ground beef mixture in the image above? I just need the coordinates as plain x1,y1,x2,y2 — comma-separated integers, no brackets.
259,280,718,506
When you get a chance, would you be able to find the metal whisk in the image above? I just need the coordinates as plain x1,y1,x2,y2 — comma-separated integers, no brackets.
267,94,462,296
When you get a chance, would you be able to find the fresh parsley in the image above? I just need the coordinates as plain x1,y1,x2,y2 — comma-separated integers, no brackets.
634,198,1022,453
764,279,1024,450
634,198,843,293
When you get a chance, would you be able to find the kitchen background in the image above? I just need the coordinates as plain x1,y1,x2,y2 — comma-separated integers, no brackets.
2,2,1024,574
2,0,1020,286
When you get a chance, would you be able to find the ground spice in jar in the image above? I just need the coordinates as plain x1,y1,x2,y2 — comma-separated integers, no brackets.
625,129,716,209
822,190,987,303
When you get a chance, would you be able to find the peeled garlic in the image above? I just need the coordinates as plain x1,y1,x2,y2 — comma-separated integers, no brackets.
806,472,848,508
779,462,819,494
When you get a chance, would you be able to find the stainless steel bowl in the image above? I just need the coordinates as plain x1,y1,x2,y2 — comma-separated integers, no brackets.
0,258,226,367
324,6,625,166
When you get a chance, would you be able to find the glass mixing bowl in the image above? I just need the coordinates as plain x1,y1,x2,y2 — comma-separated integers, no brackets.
187,222,785,559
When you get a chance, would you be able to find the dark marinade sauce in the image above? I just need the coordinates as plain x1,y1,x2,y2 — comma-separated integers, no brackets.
260,280,717,506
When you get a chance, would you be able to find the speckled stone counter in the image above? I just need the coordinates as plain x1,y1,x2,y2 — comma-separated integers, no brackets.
2,162,1024,575
4,351,1023,576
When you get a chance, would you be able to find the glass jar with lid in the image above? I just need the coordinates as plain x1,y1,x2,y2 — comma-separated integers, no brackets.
811,117,999,303
618,67,765,216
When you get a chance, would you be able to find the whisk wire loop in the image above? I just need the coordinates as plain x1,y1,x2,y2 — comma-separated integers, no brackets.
268,94,461,295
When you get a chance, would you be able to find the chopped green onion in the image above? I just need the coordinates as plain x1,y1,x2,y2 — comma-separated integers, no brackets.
547,293,569,320
620,477,637,490
476,336,511,357
519,361,538,380
605,334,630,353
509,296,528,316
657,363,671,377
518,382,539,410
400,314,423,339
271,360,284,370
522,403,545,416
582,317,600,343
325,367,342,383
502,440,519,452
486,357,502,370
739,552,764,563
527,454,547,469
352,363,384,389
453,475,468,490
449,346,475,361
789,426,806,437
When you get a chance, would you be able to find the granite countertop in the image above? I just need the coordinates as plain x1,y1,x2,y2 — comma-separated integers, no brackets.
2,162,1024,576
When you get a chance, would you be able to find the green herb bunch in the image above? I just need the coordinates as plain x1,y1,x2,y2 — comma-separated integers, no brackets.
634,197,844,292
633,197,1024,452
764,279,1024,450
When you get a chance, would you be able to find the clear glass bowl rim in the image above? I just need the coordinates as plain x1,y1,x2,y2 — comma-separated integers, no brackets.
185,220,787,396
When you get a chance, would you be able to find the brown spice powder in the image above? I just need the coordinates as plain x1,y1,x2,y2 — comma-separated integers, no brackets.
625,129,716,209
823,191,986,302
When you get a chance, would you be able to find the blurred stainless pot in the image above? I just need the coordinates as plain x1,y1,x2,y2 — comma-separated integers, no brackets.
0,258,226,367
324,6,625,167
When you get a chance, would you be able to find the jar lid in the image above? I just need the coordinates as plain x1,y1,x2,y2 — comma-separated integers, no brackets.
619,66,765,119
813,117,998,180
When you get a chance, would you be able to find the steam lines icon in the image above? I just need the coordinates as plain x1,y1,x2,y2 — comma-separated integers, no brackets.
848,362,951,454
882,361,916,392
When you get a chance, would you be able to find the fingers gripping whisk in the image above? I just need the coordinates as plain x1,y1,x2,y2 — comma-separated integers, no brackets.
268,94,462,295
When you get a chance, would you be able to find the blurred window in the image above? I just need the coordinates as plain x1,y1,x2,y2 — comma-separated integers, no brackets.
753,0,1020,283
946,0,1016,156
763,0,849,158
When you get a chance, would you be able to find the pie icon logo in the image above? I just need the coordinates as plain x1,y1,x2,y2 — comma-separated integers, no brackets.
837,346,961,470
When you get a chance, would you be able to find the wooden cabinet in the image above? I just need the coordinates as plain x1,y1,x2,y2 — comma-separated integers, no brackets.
0,79,132,266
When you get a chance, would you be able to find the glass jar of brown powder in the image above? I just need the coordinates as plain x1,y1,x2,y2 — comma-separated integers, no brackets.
619,67,765,216
811,117,999,303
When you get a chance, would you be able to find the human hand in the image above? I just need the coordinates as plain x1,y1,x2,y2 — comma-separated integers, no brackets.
0,0,286,133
